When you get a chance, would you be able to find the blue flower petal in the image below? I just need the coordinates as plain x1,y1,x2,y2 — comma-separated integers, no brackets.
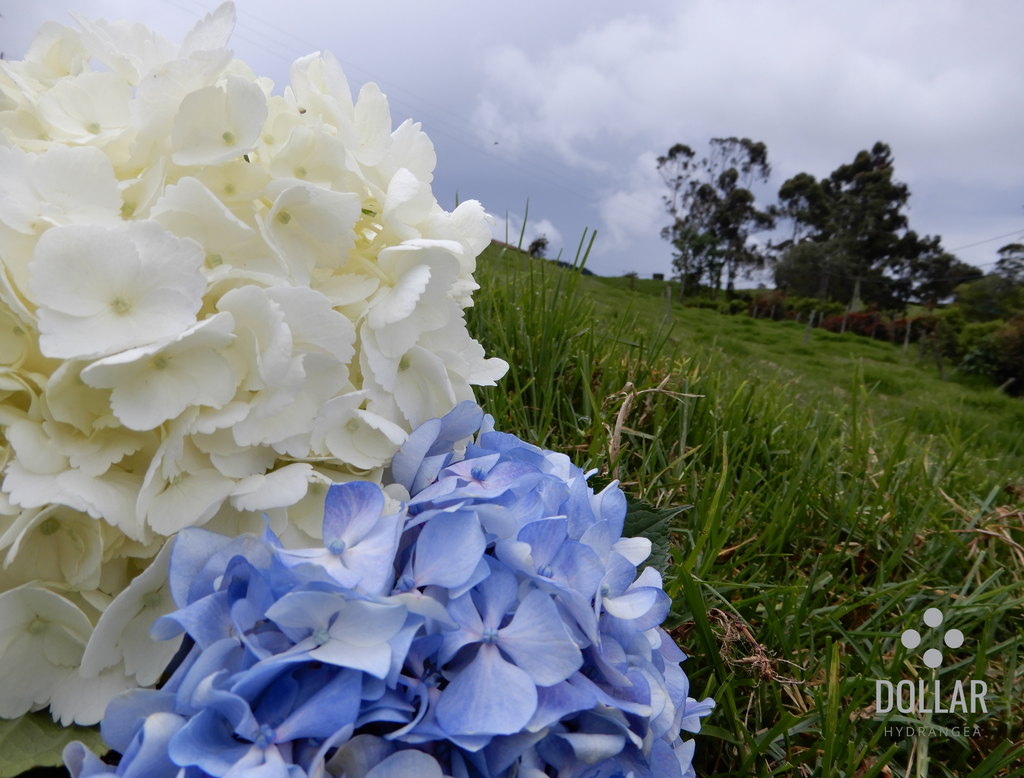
411,453,452,498
681,695,717,733
517,518,568,570
412,511,485,589
252,671,299,729
473,559,519,629
183,533,275,606
436,644,538,736
174,638,244,716
168,708,253,775
601,553,638,599
167,529,233,607
151,590,233,649
385,612,426,687
391,418,443,492
63,742,114,777
439,591,484,665
221,743,292,778
525,679,597,732
555,732,627,766
483,729,549,775
117,712,187,778
275,668,361,741
551,541,605,600
99,689,175,753
428,400,485,456
497,590,582,686
323,481,385,547
189,672,259,735
593,481,627,538
563,476,598,540
265,590,343,633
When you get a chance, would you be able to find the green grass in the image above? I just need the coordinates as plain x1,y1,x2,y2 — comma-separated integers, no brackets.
585,274,1024,473
467,243,1024,777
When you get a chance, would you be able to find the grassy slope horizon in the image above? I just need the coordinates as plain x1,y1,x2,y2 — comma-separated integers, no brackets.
538,247,1024,476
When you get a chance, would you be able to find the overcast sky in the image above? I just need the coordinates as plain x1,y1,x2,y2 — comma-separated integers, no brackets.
4,0,1024,280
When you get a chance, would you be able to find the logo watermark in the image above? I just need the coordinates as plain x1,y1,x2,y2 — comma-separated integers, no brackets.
875,607,986,736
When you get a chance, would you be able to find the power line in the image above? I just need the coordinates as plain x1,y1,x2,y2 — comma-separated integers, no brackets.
947,227,1024,253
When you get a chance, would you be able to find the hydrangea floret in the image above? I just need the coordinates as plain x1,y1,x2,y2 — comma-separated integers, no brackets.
65,402,715,778
0,1,507,725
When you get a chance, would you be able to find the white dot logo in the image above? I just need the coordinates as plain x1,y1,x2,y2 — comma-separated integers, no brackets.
900,608,963,668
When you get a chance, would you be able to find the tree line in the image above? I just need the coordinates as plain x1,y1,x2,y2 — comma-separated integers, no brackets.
657,138,997,308
656,138,1024,391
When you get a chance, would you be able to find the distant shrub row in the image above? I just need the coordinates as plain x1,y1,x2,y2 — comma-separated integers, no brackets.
672,289,1023,395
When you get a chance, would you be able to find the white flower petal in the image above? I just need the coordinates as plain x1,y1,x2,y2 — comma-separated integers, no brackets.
172,74,268,166
31,221,205,359
81,313,238,430
80,540,178,686
0,585,91,719
230,462,312,512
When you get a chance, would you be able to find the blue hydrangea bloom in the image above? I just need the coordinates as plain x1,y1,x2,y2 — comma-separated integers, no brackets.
65,402,714,778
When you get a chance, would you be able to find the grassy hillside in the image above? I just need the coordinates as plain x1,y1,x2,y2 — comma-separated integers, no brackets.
538,250,1024,472
467,242,1024,778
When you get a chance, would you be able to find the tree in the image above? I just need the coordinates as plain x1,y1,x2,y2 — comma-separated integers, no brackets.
777,172,831,245
954,244,1024,322
773,239,846,300
996,243,1024,285
527,235,548,258
955,276,1023,322
905,238,982,309
776,142,953,314
669,223,718,303
657,138,775,300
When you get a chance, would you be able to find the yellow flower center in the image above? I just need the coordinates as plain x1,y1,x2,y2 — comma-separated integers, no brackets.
111,296,132,315
294,166,307,179
346,418,360,432
28,619,46,635
222,130,236,144
86,122,101,134
206,254,223,268
153,355,170,369
398,355,411,371
277,211,292,225
143,592,162,608
224,183,237,196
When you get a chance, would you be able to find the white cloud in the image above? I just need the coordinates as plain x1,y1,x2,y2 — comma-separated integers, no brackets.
597,151,668,250
487,212,563,254
473,1,1024,184
471,0,1024,273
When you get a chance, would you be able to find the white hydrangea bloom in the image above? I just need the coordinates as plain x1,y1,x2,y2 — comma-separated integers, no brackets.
80,312,238,430
30,221,207,359
0,585,92,720
0,0,508,725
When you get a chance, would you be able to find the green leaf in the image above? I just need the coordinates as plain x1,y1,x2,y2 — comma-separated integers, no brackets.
0,713,105,778
620,494,690,574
